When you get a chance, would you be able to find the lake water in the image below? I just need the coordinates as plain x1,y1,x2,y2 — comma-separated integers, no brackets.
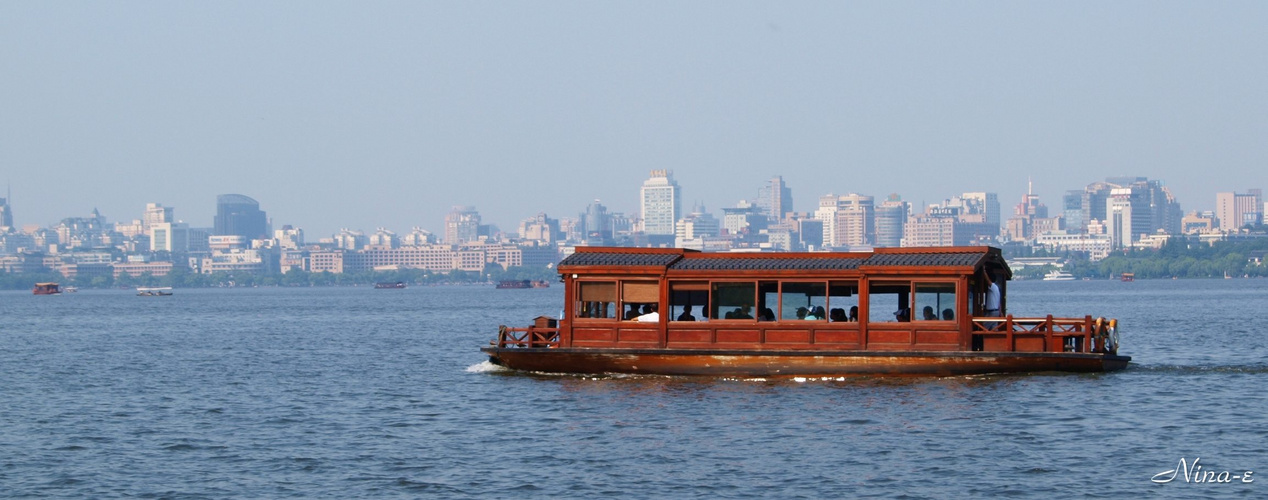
1,279,1265,498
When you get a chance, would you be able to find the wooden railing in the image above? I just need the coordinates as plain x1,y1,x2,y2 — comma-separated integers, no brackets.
971,315,1116,354
492,325,560,348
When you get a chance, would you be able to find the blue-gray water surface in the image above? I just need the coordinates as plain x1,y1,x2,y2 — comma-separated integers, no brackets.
1,279,1265,498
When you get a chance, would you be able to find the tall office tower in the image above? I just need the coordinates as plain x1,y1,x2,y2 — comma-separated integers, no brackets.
960,192,1000,227
757,176,793,223
444,206,482,244
1215,189,1263,231
675,204,720,240
143,203,174,230
0,193,12,229
813,194,840,246
1015,181,1048,218
874,195,909,248
582,200,610,241
1062,190,1084,233
640,170,681,236
150,222,190,252
214,194,268,239
1106,189,1134,249
834,194,875,248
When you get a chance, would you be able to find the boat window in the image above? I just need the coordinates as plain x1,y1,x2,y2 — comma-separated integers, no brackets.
621,281,660,320
828,281,859,322
914,283,956,321
780,282,826,321
576,281,616,319
757,281,778,321
868,281,911,323
669,281,709,321
712,282,756,320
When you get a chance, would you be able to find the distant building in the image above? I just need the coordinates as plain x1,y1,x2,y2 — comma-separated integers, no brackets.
519,213,561,245
640,170,681,236
1215,189,1262,231
143,203,173,230
0,194,13,230
1078,177,1182,236
874,195,909,248
275,225,305,249
150,222,190,253
675,204,720,247
214,194,268,240
444,206,481,244
756,176,793,223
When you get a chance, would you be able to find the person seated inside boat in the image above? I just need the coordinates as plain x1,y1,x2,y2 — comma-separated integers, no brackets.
795,307,809,320
811,306,826,320
636,304,659,322
760,308,776,322
942,308,954,321
849,306,858,322
830,308,847,322
625,304,641,320
677,305,696,322
922,306,938,321
894,308,910,322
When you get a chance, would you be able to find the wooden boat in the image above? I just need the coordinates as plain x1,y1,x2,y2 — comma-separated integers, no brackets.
136,287,173,296
482,246,1129,377
374,281,407,289
1121,273,1135,282
33,282,62,295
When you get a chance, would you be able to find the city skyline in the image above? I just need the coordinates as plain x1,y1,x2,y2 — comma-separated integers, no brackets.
3,3,1266,237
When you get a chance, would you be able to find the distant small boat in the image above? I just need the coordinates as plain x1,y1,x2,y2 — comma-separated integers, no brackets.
1043,270,1075,281
374,281,406,289
137,287,173,296
63,286,79,293
496,280,550,289
33,282,62,295
1121,273,1135,282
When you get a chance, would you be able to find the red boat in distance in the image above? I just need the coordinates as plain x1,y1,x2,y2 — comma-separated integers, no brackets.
33,283,62,295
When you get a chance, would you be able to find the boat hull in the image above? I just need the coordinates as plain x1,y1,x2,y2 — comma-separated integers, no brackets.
481,347,1131,377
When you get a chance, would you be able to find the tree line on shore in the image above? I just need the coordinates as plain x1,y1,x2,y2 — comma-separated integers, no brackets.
1010,237,1268,280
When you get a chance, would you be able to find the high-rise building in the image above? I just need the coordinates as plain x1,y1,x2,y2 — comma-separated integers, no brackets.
581,200,610,242
143,203,173,230
757,176,793,223
214,194,268,239
874,195,909,248
1106,189,1134,250
639,170,681,236
0,192,13,230
834,194,874,248
1215,189,1263,231
1062,190,1084,233
150,222,190,253
444,206,482,244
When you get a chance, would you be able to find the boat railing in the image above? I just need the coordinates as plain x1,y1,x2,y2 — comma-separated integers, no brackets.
493,325,560,348
971,315,1116,354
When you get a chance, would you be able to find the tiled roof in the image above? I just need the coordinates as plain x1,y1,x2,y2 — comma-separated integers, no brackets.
862,252,983,268
558,252,683,268
670,257,865,271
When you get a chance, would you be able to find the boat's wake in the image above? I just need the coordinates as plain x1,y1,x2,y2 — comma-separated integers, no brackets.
465,360,508,373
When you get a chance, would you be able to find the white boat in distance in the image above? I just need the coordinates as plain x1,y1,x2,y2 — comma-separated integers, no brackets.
1043,270,1076,281
137,287,173,296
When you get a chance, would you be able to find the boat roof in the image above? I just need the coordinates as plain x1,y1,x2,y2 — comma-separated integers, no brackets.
558,246,1011,279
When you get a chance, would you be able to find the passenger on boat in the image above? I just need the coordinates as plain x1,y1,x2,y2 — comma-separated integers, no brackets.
677,306,696,322
922,306,937,321
625,304,641,320
830,308,847,322
984,272,1002,318
737,305,754,319
636,305,659,322
942,308,954,321
812,306,826,321
795,307,808,320
849,306,859,322
760,308,776,322
894,308,910,322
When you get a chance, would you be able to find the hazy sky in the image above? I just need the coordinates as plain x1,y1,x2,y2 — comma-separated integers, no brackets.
3,2,1265,237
